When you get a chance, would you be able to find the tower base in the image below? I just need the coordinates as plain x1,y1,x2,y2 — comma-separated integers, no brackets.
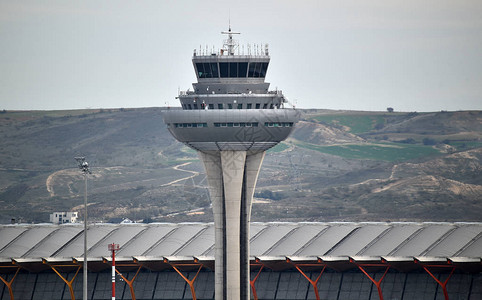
199,150,265,300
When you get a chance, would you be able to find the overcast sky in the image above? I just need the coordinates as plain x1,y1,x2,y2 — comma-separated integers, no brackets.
1,0,481,112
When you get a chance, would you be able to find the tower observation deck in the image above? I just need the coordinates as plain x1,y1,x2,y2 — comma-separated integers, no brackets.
162,28,298,300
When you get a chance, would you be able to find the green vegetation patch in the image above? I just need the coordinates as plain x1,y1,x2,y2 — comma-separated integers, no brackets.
312,114,386,134
296,142,442,162
267,142,290,153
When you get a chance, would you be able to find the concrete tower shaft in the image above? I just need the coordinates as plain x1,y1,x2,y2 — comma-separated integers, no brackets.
199,151,264,300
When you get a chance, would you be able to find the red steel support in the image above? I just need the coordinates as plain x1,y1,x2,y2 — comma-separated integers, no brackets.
170,264,203,300
0,267,20,300
355,264,389,300
287,259,326,300
49,265,81,300
250,265,264,300
294,265,326,300
422,265,455,300
115,265,142,300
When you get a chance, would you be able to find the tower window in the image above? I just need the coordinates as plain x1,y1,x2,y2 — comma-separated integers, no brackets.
218,103,223,109
255,103,260,109
247,103,252,109
238,63,248,77
229,62,238,77
237,103,243,109
208,104,214,109
196,62,219,78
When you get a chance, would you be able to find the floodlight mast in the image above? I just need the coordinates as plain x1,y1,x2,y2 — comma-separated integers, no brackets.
75,157,91,300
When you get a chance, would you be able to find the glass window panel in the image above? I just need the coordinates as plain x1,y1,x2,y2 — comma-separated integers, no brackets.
218,103,223,109
228,103,233,109
255,62,262,77
260,62,269,77
247,103,252,109
255,103,260,109
238,62,248,77
211,62,219,77
237,103,243,109
248,62,256,77
219,63,229,77
196,63,204,78
203,63,212,78
230,62,238,77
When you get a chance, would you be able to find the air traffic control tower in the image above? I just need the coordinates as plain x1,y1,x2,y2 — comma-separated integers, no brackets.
162,28,298,300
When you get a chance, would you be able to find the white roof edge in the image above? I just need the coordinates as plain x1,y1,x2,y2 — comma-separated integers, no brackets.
318,256,350,262
0,258,13,263
381,256,414,262
448,257,482,263
132,256,164,262
350,256,383,262
194,255,214,261
12,258,43,263
286,256,319,262
255,255,286,262
163,256,196,262
415,256,448,263
41,257,74,263
72,256,104,263
102,256,135,262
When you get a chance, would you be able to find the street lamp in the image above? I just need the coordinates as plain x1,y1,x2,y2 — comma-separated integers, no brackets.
75,157,91,300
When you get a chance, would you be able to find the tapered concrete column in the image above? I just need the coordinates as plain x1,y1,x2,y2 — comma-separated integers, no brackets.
198,150,265,300
241,151,265,299
198,151,224,299
221,150,246,300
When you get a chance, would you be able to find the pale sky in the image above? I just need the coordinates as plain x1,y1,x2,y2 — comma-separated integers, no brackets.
1,0,481,112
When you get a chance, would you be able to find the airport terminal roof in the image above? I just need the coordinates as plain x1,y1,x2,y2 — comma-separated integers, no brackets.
1,222,481,273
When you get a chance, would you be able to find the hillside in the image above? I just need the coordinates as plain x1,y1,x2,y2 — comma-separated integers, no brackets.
0,108,480,224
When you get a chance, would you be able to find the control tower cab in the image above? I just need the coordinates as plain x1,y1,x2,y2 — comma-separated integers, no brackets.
163,27,298,152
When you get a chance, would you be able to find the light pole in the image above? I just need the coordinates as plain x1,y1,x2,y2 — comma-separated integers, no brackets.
108,243,120,300
75,157,91,300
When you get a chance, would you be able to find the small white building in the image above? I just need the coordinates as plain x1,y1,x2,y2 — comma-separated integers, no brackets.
50,212,78,224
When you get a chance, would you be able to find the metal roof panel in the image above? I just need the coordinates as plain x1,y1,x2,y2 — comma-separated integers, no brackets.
54,225,117,257
250,223,299,256
144,224,207,256
390,224,454,257
266,224,328,256
327,224,388,256
0,226,58,258
296,224,359,256
424,225,482,257
360,224,423,256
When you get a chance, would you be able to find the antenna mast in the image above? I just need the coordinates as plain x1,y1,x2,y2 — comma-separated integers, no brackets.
221,23,240,55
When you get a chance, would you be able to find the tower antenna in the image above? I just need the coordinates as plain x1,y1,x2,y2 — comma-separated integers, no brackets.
221,17,240,55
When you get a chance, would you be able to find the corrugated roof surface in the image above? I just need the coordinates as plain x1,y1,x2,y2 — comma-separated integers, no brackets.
1,222,481,261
